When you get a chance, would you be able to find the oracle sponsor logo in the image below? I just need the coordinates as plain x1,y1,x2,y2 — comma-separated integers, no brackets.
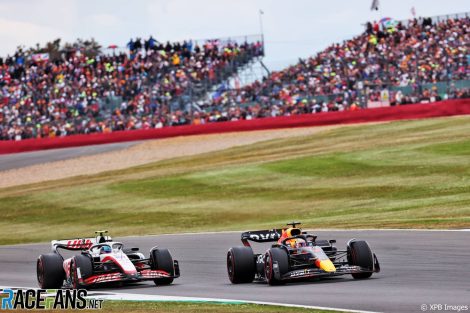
290,269,311,277
338,265,361,272
249,232,280,241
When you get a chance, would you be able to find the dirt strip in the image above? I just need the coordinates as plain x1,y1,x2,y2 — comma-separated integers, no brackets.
0,125,344,188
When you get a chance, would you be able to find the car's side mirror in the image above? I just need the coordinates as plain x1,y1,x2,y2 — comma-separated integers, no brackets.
329,240,336,244
131,247,139,251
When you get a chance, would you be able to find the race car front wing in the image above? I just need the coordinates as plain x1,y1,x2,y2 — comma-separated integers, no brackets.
272,254,380,281
278,265,371,281
79,260,180,286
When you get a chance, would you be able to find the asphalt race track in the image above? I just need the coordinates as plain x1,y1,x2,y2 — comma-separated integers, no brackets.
0,230,469,312
0,141,138,171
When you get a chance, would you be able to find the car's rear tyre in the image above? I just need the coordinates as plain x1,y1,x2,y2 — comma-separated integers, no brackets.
347,240,374,279
227,246,255,284
264,248,288,285
71,255,93,288
37,253,65,289
151,248,174,285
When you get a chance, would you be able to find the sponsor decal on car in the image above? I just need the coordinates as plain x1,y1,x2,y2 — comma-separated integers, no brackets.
84,273,123,285
139,270,170,279
337,265,362,272
66,239,93,250
249,233,278,241
289,269,318,277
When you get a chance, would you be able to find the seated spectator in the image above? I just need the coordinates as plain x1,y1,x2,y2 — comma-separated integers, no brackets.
0,15,468,141
0,36,263,140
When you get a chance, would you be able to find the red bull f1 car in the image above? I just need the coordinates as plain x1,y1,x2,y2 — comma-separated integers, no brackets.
227,222,380,285
37,231,180,289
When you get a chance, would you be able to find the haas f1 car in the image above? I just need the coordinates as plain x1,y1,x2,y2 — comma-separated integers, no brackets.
227,223,380,285
37,231,180,289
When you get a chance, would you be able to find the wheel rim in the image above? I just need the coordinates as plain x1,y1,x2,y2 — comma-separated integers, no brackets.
71,260,78,289
264,253,272,281
227,252,234,280
37,258,44,286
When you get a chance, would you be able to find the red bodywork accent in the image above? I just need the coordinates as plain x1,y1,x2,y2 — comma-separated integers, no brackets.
278,229,288,244
84,272,123,285
134,262,146,269
66,239,93,250
63,258,72,277
81,270,170,285
139,269,171,279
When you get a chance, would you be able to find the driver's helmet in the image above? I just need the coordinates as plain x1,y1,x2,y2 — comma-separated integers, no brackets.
289,238,307,248
100,246,112,254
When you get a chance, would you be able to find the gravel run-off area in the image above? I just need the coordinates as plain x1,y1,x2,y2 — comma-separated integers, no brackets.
0,125,350,188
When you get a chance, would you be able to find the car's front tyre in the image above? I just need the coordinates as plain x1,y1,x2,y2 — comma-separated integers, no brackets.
347,240,374,279
264,248,288,285
150,248,175,285
70,254,93,288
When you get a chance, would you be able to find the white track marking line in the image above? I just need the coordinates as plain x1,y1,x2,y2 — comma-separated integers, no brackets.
0,286,378,313
1,228,469,248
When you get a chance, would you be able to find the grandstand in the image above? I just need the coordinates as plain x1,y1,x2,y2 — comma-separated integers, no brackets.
0,13,468,141
0,37,263,140
208,13,469,115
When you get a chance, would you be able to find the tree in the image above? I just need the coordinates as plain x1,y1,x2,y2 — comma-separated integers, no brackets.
81,38,102,57
27,38,62,61
25,38,102,61
64,38,102,58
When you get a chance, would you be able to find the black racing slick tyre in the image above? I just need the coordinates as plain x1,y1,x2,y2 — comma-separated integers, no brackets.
151,248,175,285
264,248,288,286
37,253,65,289
71,254,93,288
347,240,374,279
227,246,255,284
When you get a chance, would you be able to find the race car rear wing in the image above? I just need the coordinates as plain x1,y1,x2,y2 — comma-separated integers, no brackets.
241,229,282,247
51,233,112,251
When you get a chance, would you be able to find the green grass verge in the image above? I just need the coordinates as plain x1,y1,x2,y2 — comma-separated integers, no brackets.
1,116,470,245
19,301,342,313
103,301,340,313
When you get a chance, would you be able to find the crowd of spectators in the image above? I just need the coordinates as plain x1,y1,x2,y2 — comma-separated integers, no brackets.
199,16,469,117
0,15,469,141
0,38,263,140
149,85,469,125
